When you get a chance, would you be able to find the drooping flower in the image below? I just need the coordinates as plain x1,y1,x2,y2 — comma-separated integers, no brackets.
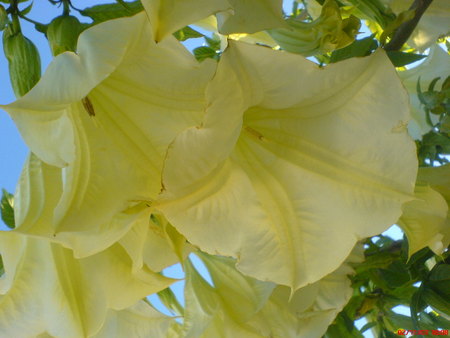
0,230,175,337
1,12,216,257
0,153,182,336
180,247,362,337
157,41,417,291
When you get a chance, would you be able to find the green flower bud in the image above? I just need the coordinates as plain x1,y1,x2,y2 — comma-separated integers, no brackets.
3,24,41,97
0,5,7,31
47,15,84,56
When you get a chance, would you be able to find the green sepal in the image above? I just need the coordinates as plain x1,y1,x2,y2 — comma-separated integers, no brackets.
47,15,85,56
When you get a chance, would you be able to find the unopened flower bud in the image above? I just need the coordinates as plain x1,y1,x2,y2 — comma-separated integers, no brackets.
47,15,84,56
3,24,41,97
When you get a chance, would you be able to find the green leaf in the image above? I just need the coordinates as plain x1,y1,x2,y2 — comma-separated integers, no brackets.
193,46,218,61
428,77,441,92
360,322,377,333
0,189,15,229
19,1,33,16
355,252,398,273
173,26,203,41
411,289,427,330
384,312,414,331
329,36,377,63
422,288,450,315
386,51,427,67
324,313,364,338
429,263,450,282
204,36,221,50
80,1,143,24
379,261,411,288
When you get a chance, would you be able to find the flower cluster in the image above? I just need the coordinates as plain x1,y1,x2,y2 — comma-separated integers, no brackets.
1,0,447,336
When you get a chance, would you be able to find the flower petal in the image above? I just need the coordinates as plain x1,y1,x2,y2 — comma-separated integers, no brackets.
93,301,176,338
141,0,230,41
398,184,448,256
216,0,287,35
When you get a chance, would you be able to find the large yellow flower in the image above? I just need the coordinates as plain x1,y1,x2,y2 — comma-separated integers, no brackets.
0,231,174,337
1,12,215,257
157,41,417,291
179,247,362,337
0,155,177,337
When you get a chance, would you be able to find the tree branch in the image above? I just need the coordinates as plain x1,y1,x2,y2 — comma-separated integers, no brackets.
384,0,433,51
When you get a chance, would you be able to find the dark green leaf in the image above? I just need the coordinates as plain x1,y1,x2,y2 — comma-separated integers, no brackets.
429,263,450,281
411,290,426,330
379,261,411,288
386,51,426,67
1,189,15,229
173,26,203,41
323,313,364,338
193,46,218,61
329,36,377,63
355,252,397,273
422,287,450,316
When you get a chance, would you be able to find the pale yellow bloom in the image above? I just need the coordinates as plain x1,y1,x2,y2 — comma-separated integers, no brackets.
181,248,362,337
157,41,417,291
1,13,215,257
0,230,174,337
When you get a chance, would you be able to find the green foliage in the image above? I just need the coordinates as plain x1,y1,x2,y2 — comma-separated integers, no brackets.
79,1,143,24
193,46,218,61
1,189,14,229
329,35,378,63
386,51,427,67
173,26,204,41
416,76,450,165
193,34,222,61
324,236,449,337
